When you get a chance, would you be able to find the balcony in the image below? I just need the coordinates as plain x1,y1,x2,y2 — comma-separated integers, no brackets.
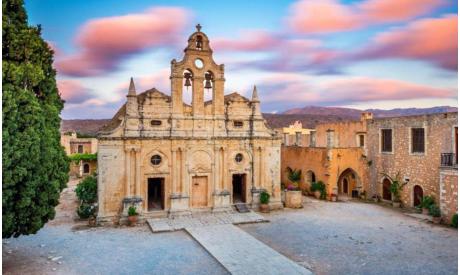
440,153,457,167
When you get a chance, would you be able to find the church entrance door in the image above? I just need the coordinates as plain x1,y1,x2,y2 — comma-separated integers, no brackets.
191,176,208,208
232,174,246,203
148,178,164,210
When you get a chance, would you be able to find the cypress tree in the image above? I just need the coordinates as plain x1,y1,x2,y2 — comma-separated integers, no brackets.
3,0,69,238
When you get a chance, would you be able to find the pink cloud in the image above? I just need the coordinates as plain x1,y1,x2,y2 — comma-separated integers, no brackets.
57,79,92,103
357,15,457,70
287,0,445,34
213,30,281,52
56,7,190,77
259,75,455,105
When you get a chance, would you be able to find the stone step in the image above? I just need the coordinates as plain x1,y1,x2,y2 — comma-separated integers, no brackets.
234,203,250,213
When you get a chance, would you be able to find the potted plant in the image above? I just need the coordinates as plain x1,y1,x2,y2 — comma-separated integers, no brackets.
88,214,97,227
311,181,326,200
330,193,337,202
429,205,441,224
420,195,435,215
284,167,303,208
127,206,138,226
381,172,407,208
259,191,270,213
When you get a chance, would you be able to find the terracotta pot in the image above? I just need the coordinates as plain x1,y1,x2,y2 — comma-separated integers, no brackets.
432,216,441,224
128,215,138,226
422,208,429,215
285,191,303,208
392,202,401,208
314,191,321,199
259,203,270,213
88,217,97,227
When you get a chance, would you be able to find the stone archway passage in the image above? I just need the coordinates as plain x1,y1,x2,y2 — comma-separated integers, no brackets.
337,168,360,197
413,185,423,207
382,178,392,201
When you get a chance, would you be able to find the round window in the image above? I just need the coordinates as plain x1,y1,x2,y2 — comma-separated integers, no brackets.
235,153,243,163
194,59,204,69
151,155,162,166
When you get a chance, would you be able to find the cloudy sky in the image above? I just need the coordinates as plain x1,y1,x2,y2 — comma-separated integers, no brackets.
26,0,458,119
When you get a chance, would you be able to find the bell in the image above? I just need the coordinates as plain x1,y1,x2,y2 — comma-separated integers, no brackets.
184,72,192,88
204,73,212,90
196,40,203,49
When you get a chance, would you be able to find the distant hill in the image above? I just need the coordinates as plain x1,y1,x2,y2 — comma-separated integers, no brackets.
61,106,458,135
283,105,458,118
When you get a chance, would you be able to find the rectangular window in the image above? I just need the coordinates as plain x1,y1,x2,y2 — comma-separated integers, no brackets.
310,132,316,147
381,129,392,152
233,121,243,128
412,128,425,153
359,135,365,147
295,132,301,146
326,130,334,148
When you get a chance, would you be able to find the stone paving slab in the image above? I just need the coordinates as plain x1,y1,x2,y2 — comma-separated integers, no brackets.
147,210,267,233
186,224,312,275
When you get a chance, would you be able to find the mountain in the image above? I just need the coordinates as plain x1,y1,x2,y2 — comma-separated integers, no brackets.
283,105,457,118
61,106,457,135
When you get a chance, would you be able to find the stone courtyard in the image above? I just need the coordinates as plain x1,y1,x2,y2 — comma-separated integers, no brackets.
3,180,457,275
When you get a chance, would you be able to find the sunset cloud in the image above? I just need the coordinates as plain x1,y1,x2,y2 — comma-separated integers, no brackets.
57,79,92,103
356,15,458,70
287,0,445,34
56,7,190,77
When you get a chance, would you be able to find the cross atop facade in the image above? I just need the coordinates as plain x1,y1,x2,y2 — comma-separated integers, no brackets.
196,23,202,32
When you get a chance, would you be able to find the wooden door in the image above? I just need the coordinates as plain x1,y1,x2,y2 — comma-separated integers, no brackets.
413,185,423,207
382,178,392,201
192,176,208,208
343,179,348,194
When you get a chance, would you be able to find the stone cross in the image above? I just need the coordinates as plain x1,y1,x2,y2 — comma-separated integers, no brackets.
196,23,202,32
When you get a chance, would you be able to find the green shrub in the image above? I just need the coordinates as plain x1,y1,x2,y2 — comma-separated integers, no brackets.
77,203,96,219
420,195,435,209
69,153,97,164
75,175,97,203
260,191,270,204
452,213,458,228
310,181,327,199
429,205,441,217
128,206,138,216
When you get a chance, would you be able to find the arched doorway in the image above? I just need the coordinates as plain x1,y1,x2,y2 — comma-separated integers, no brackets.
83,163,90,174
382,178,392,201
413,185,423,207
305,170,316,184
337,168,360,198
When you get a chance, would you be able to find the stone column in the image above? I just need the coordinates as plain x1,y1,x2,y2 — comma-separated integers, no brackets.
259,147,264,189
135,149,141,197
214,147,220,192
171,149,177,195
222,148,227,191
171,75,184,115
125,149,132,197
181,148,188,196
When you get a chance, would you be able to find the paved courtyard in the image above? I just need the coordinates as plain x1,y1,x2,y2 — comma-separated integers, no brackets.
3,184,457,274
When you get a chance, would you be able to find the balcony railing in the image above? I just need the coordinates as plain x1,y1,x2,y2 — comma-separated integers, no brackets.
440,153,456,167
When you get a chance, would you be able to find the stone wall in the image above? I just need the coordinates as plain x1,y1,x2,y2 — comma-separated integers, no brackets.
440,168,458,222
367,112,457,207
315,120,367,148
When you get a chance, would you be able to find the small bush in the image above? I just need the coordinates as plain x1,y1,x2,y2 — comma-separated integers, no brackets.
76,175,97,203
420,195,435,209
429,205,441,217
452,213,458,228
310,181,327,199
77,203,96,219
128,206,138,216
260,191,270,204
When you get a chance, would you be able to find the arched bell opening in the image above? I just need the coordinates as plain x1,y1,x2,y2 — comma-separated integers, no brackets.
203,71,214,102
182,69,194,105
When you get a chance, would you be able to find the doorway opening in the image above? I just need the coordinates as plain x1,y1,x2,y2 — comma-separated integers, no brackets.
232,174,246,203
413,185,423,207
148,178,164,211
382,178,392,201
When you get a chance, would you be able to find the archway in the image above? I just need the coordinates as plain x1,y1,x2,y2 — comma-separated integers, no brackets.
337,168,360,198
304,170,316,194
83,163,90,174
382,178,392,201
413,185,423,207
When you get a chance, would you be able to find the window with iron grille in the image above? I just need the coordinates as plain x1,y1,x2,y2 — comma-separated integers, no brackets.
381,129,392,152
411,128,425,153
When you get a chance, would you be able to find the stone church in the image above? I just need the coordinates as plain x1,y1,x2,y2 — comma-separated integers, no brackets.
97,25,282,223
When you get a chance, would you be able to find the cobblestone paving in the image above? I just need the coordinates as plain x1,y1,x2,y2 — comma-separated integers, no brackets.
147,210,267,232
186,224,312,275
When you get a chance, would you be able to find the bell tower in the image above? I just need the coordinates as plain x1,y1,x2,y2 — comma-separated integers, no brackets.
170,24,225,117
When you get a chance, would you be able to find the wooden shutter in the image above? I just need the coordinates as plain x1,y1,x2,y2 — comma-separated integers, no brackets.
412,128,425,153
381,129,392,152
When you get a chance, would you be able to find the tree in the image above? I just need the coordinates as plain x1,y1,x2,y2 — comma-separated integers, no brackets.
3,0,69,238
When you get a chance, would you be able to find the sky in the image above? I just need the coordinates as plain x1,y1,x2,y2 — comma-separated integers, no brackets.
25,0,458,119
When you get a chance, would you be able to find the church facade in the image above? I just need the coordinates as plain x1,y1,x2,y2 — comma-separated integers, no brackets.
97,25,282,223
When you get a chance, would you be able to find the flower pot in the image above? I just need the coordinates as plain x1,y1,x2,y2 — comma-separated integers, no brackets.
392,202,401,208
128,215,138,226
373,198,379,203
285,191,303,208
422,208,429,215
314,191,321,199
330,196,337,202
432,216,441,224
259,203,270,213
88,217,97,227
